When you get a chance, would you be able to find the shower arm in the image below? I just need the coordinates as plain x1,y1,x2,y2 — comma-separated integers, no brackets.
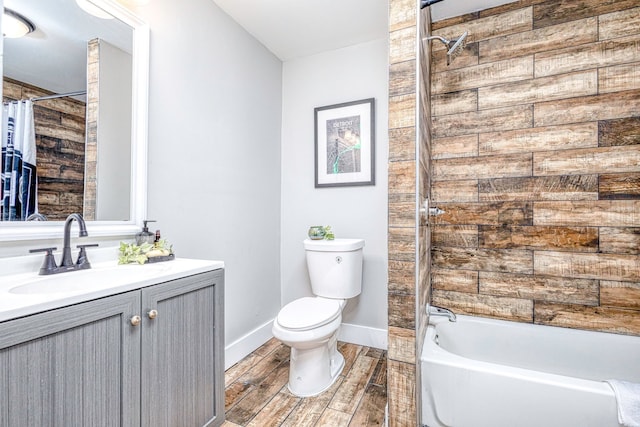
423,35,449,45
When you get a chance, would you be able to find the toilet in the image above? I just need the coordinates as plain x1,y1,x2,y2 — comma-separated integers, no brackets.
272,238,364,397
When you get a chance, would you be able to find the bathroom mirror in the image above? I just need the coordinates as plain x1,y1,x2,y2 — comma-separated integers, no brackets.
0,0,148,241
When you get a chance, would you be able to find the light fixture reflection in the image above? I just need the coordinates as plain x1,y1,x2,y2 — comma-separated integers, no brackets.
75,0,114,19
3,8,36,38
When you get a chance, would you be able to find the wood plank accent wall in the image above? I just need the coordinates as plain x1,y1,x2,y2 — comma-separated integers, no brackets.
3,78,86,220
430,0,640,336
388,0,419,426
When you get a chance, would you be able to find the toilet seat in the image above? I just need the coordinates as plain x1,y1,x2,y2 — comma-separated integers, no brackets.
277,297,342,331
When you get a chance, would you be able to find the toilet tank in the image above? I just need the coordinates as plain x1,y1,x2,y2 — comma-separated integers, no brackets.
304,238,364,299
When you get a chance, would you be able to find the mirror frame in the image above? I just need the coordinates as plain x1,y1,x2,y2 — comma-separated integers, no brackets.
0,0,149,241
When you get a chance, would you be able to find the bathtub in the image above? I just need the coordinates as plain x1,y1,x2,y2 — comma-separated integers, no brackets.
420,314,640,427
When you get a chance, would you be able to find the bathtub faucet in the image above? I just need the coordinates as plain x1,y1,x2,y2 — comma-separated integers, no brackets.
428,304,457,322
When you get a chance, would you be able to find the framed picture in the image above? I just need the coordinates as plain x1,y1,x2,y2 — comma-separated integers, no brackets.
314,98,375,188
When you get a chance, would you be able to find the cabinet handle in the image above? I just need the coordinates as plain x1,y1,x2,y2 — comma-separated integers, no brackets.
147,309,158,320
130,315,142,326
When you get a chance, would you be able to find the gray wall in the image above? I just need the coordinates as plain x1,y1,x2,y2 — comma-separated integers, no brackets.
280,39,389,346
138,0,283,351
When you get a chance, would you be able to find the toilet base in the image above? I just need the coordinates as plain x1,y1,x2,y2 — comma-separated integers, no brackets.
286,333,344,397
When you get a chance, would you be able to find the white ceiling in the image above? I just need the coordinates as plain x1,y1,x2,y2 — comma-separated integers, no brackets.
4,0,132,97
3,0,516,97
211,0,517,61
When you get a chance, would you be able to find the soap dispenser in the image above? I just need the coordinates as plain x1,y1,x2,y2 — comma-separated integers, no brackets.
135,220,156,245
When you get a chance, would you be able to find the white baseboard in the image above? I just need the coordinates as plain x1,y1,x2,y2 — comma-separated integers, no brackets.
224,319,274,370
338,323,388,350
225,320,388,370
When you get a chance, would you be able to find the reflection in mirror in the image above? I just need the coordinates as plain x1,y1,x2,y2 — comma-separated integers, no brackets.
2,0,132,221
0,0,148,240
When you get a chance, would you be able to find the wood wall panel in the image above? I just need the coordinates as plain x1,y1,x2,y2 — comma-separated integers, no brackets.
432,201,533,226
478,70,597,110
389,94,416,129
432,247,533,274
387,361,416,427
389,0,416,32
429,0,640,336
387,327,415,364
431,179,479,202
534,90,640,127
535,35,640,77
433,153,532,181
388,260,415,295
478,225,598,252
388,160,416,194
388,127,415,161
479,17,598,64
534,303,640,335
432,104,533,137
479,271,599,305
390,27,417,65
478,175,598,201
533,146,640,176
432,135,478,159
598,117,640,146
389,194,416,228
432,89,478,116
600,280,640,309
390,61,417,97
431,268,479,293
432,56,533,94
434,8,533,46
534,200,640,227
598,7,640,40
432,289,533,322
599,227,640,255
532,0,640,29
598,63,640,94
599,173,640,200
432,225,479,248
478,123,598,155
534,251,640,282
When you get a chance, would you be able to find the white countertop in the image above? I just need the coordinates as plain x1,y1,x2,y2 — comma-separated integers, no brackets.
0,256,224,322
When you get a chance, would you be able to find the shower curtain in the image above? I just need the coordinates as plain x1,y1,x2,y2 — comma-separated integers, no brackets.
1,100,37,221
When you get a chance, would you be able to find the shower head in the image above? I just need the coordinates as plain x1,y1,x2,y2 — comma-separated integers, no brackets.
446,31,468,65
423,31,469,66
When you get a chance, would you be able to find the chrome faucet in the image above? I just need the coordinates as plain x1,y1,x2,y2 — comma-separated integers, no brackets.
428,304,457,322
29,213,98,275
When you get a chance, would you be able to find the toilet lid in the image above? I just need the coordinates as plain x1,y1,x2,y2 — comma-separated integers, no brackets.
277,297,342,331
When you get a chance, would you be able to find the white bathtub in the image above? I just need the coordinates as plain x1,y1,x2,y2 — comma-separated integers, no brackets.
421,314,640,427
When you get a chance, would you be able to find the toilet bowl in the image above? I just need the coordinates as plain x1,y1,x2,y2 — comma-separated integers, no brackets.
272,238,364,397
272,297,346,396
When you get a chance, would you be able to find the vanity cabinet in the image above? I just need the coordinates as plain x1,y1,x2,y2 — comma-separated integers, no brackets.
0,269,224,427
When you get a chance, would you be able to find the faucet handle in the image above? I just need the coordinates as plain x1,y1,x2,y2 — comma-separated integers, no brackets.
76,243,99,268
29,247,58,275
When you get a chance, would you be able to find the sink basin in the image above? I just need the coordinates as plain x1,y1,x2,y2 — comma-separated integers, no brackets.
8,265,149,295
10,276,91,294
7,262,181,295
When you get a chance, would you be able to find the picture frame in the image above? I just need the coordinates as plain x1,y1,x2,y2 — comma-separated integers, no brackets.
314,98,375,188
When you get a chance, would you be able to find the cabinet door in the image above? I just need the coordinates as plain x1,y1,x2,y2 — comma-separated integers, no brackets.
0,291,141,427
141,270,224,427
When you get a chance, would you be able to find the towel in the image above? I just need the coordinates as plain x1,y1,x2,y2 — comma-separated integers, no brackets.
606,380,640,427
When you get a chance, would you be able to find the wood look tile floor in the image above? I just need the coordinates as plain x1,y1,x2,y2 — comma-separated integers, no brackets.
223,338,387,427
